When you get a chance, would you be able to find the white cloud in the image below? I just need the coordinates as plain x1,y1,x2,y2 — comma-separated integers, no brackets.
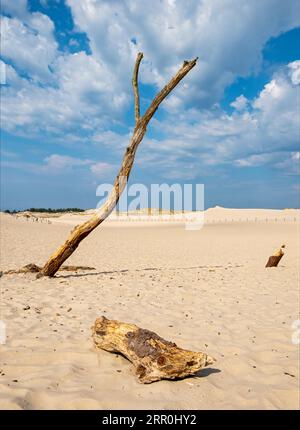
43,155,116,179
135,61,300,176
293,152,300,160
92,130,131,151
44,154,92,170
90,162,116,178
292,183,300,192
0,14,58,83
0,60,6,84
288,60,300,85
67,0,300,109
1,51,129,137
2,154,92,174
233,152,300,175
42,155,116,180
0,0,28,20
2,152,117,180
234,153,277,167
252,62,300,149
275,152,300,175
230,95,248,111
0,0,299,182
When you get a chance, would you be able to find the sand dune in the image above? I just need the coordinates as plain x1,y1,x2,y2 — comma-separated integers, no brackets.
0,211,299,409
13,206,300,227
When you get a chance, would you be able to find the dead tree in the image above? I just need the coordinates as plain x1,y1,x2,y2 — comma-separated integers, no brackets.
265,244,285,267
92,316,216,383
35,53,198,277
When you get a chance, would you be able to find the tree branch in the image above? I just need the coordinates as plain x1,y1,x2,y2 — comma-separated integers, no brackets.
141,57,198,128
132,52,143,125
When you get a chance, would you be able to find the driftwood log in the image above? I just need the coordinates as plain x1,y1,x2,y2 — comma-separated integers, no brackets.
265,244,285,267
35,53,198,277
92,316,216,384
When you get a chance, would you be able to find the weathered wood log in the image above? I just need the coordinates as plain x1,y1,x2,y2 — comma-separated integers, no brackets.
265,244,285,267
92,316,216,384
36,53,198,277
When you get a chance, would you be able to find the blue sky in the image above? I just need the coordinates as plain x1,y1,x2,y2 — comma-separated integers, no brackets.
1,0,300,210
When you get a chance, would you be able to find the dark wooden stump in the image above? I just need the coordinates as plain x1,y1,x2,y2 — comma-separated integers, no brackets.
265,244,285,267
265,255,283,267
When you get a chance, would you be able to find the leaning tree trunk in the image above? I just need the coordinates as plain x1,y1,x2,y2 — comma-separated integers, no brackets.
38,53,198,277
92,316,216,383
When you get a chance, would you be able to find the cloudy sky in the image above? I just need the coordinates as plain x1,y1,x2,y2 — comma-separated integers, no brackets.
1,0,300,210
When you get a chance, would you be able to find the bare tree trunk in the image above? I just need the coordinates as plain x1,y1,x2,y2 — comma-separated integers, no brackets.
38,54,198,277
92,316,216,383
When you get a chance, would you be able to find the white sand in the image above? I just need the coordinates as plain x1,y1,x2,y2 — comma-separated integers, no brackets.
0,210,299,409
43,206,300,227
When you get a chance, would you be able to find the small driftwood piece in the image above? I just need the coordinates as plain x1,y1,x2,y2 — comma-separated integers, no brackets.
265,244,285,267
92,316,216,384
4,263,95,275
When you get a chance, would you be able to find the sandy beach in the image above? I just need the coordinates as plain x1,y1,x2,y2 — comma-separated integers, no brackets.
0,209,299,410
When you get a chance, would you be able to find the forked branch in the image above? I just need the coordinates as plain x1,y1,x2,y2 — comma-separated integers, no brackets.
37,54,198,277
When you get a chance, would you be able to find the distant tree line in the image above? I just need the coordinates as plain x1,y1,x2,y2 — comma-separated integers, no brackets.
4,208,85,214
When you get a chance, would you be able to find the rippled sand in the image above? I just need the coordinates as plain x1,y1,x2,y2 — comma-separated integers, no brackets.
0,212,299,409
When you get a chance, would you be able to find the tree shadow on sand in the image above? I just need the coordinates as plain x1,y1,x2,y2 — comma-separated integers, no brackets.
56,264,243,279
